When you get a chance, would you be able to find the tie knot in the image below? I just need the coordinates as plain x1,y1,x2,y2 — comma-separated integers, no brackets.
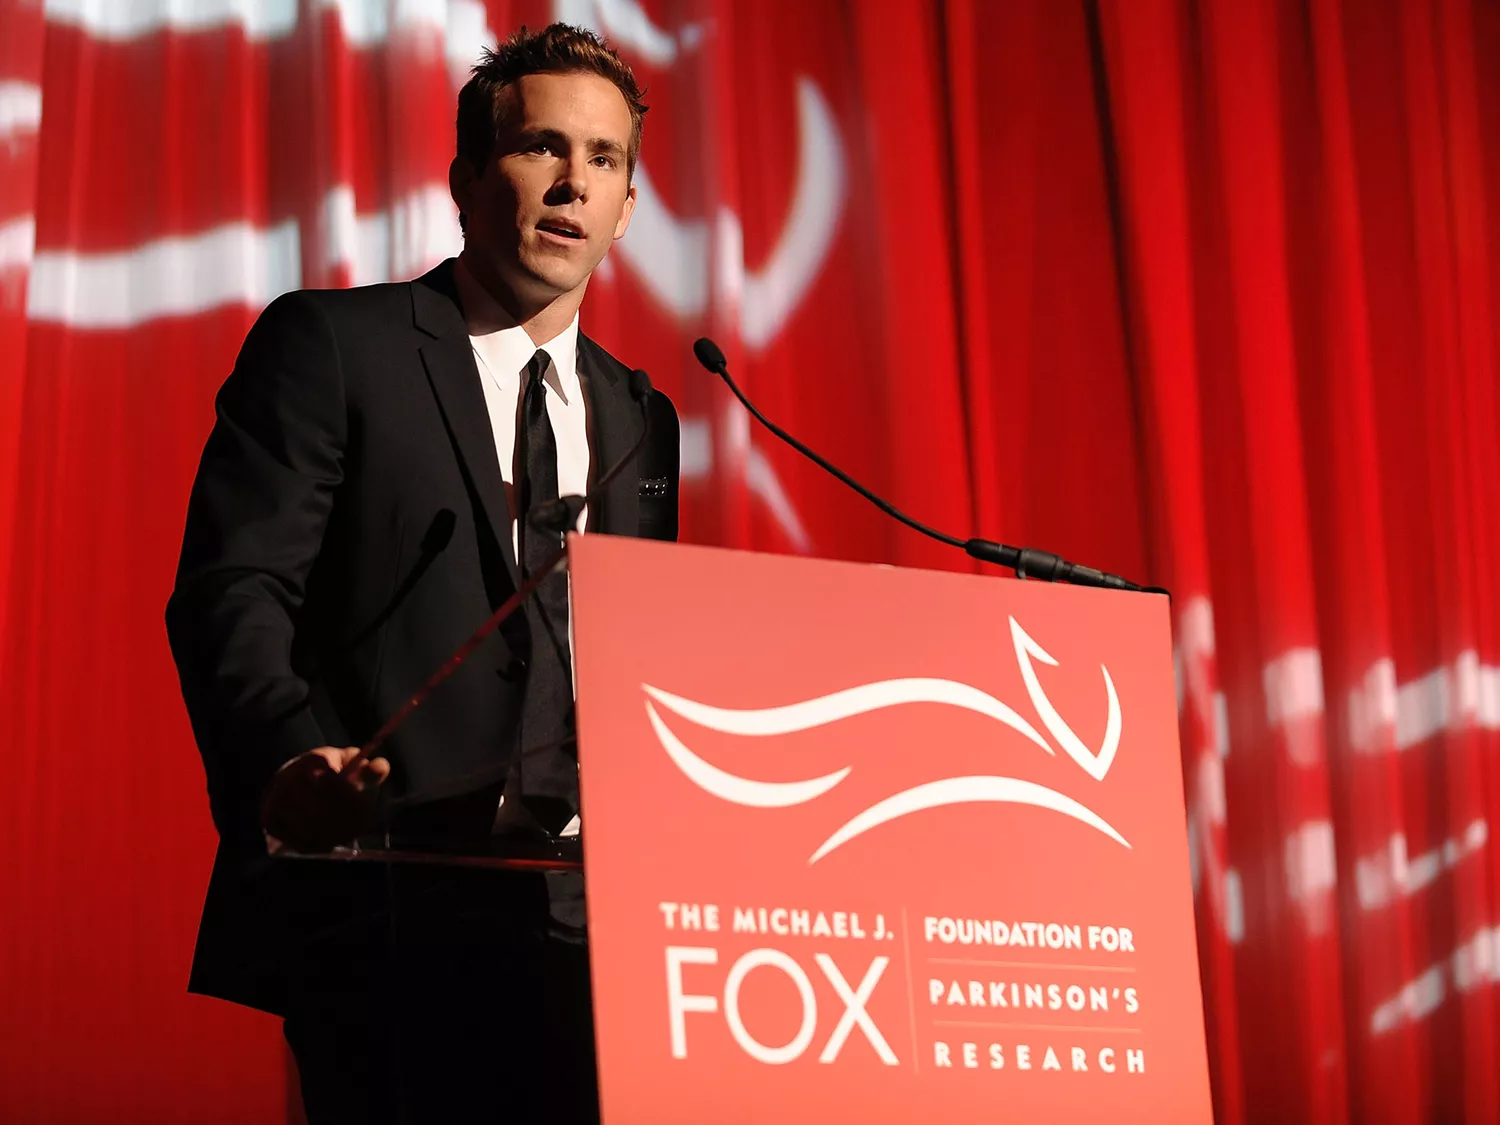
523,349,551,420
526,348,552,388
525,351,555,420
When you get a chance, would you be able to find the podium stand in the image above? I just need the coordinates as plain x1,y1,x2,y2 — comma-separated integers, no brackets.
285,535,1212,1124
571,536,1211,1124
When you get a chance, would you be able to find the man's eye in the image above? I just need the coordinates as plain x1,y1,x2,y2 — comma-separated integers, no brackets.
529,142,552,155
591,155,616,169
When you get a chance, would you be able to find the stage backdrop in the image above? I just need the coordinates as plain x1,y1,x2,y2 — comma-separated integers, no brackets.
3,0,1500,1121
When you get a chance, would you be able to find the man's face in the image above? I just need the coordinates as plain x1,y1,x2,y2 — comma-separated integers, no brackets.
453,71,637,309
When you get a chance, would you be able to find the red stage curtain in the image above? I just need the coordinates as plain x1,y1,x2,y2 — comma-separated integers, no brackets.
3,1,1500,1121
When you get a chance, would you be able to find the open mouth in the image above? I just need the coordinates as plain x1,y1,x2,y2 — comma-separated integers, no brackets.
537,221,585,240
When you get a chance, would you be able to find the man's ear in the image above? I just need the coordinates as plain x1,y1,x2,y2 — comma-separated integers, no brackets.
613,182,637,241
449,156,477,219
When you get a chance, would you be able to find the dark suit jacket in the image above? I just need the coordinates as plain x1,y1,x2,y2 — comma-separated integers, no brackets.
166,259,679,1014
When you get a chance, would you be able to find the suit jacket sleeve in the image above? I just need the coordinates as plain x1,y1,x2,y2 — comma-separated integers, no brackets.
640,389,681,543
166,291,345,840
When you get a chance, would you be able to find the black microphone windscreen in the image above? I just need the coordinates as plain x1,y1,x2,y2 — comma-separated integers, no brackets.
420,508,457,554
693,337,728,373
529,494,587,534
629,368,653,400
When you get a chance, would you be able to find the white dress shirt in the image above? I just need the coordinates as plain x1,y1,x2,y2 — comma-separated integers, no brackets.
454,259,589,837
453,259,591,555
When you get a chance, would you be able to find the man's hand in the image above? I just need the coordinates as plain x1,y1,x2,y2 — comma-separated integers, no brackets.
260,746,391,853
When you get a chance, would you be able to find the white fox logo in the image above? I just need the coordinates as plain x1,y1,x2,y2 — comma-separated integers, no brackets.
643,615,1130,862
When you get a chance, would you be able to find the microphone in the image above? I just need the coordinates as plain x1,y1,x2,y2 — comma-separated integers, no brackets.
691,338,1150,593
529,368,654,534
359,370,653,764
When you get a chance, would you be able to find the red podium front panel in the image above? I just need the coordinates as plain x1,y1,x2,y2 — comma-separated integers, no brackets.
570,536,1212,1124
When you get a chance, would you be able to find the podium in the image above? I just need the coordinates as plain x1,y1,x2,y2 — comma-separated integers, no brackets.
572,535,1210,1124
290,535,1213,1123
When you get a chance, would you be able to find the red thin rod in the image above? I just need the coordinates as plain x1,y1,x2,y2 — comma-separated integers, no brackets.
359,547,567,760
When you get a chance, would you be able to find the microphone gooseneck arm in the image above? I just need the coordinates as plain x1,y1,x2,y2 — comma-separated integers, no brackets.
691,338,1149,594
360,546,567,759
363,370,656,761
694,339,967,552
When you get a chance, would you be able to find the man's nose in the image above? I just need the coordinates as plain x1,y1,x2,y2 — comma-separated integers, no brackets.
555,156,589,202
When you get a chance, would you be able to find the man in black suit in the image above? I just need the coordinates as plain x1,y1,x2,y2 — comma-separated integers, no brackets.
166,24,676,1124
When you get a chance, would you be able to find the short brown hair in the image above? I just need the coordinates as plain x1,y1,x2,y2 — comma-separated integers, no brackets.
456,23,648,181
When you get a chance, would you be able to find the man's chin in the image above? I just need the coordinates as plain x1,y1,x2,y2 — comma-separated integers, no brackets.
519,264,593,301
463,247,591,306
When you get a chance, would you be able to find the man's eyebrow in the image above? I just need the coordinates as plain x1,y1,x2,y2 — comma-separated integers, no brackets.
516,126,567,144
587,138,627,158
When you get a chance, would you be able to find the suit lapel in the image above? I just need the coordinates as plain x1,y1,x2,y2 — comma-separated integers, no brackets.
411,261,522,590
579,333,639,537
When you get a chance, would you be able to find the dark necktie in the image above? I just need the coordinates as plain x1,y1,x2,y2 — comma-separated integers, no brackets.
516,348,578,833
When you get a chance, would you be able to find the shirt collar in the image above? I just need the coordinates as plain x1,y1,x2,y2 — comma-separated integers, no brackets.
453,256,582,404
